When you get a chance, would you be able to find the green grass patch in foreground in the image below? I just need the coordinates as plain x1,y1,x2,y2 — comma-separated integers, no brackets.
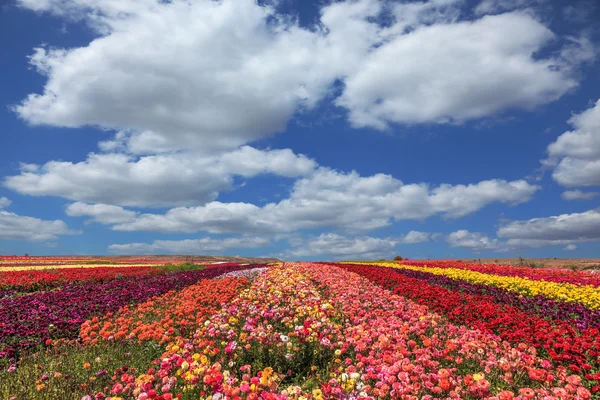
0,341,164,400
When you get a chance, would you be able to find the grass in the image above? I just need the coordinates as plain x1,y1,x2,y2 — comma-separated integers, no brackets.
155,262,206,273
0,341,165,400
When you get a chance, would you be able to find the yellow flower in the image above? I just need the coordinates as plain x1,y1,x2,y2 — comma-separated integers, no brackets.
367,262,600,310
313,389,323,400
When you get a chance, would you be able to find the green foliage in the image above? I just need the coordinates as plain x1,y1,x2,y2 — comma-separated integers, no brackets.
0,342,164,399
156,262,206,273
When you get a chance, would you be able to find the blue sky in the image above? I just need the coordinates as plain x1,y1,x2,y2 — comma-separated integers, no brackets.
0,0,599,260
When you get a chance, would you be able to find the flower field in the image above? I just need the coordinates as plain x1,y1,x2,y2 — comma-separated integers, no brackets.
1,261,599,399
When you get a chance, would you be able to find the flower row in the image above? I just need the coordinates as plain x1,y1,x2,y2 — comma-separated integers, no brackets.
327,262,600,330
338,263,600,391
306,263,591,399
0,264,259,362
0,264,158,272
80,277,251,345
357,261,600,310
404,260,600,287
95,263,346,400
92,263,591,400
215,267,269,280
0,266,156,292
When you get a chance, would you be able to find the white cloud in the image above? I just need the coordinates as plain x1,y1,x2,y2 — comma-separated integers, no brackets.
112,168,539,234
4,146,317,207
0,210,77,241
336,11,581,129
65,202,137,224
546,99,600,187
108,236,270,255
14,0,588,148
474,0,546,15
559,35,596,66
0,197,11,209
564,244,577,251
13,0,343,154
447,230,503,251
498,209,600,247
561,190,599,200
288,233,399,260
400,230,433,244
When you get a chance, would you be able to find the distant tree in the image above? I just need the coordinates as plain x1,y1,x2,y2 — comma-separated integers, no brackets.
24,253,29,257
394,256,403,262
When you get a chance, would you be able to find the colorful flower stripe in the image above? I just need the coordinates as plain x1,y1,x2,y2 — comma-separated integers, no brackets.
395,260,600,287
0,256,182,264
0,266,156,292
306,262,595,399
0,264,258,361
339,264,600,389
216,267,269,280
80,277,250,345
325,262,600,330
0,264,159,272
93,263,593,400
357,261,600,310
99,263,346,400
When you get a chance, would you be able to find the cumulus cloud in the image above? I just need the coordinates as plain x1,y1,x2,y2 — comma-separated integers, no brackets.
336,11,582,129
65,202,137,224
14,0,588,148
545,99,600,187
498,209,600,247
9,0,591,252
13,0,346,154
108,236,270,255
446,211,600,251
287,233,400,260
4,146,317,207
561,190,599,200
111,168,539,234
400,230,433,244
0,197,11,209
0,210,77,241
446,230,503,251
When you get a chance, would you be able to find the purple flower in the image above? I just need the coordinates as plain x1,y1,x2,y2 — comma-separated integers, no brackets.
0,264,263,360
